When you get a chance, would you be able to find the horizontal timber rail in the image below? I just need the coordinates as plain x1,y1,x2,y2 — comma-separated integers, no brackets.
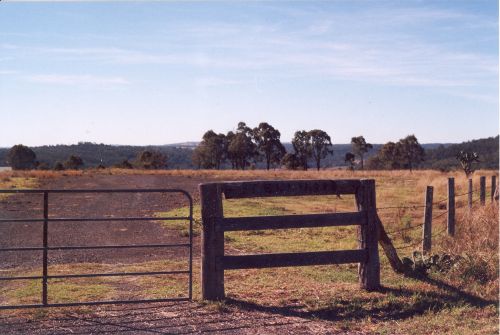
0,188,194,309
219,212,365,232
222,179,360,199
200,179,380,301
222,250,368,270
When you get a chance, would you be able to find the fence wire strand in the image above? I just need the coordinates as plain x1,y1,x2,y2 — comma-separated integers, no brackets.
376,183,492,251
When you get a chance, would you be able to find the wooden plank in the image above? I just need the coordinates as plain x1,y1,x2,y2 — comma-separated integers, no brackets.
356,179,380,291
219,212,365,232
200,183,225,300
375,214,405,273
222,250,367,270
219,179,361,199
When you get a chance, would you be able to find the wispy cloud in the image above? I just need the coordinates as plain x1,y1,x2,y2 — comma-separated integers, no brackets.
1,4,496,93
0,70,17,75
194,77,244,88
25,74,130,87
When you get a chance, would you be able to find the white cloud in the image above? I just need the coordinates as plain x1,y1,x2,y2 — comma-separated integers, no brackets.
2,4,496,91
0,70,17,75
25,74,130,86
194,77,244,87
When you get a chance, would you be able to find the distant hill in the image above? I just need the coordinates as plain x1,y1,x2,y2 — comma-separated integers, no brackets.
0,137,497,170
421,136,499,170
0,142,194,169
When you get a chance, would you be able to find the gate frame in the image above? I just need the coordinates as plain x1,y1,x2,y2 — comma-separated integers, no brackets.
200,179,380,301
0,188,193,309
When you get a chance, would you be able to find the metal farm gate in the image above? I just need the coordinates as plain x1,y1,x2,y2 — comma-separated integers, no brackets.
0,189,193,309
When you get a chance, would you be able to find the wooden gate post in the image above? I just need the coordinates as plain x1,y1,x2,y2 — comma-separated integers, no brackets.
356,179,380,291
479,176,486,206
200,183,225,300
422,186,433,253
447,178,455,236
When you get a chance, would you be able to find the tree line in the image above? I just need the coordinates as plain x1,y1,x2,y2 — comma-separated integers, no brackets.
192,122,336,171
192,121,429,171
3,130,496,173
5,144,168,171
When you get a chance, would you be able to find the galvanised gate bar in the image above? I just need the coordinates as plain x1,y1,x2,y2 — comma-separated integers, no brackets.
0,188,193,309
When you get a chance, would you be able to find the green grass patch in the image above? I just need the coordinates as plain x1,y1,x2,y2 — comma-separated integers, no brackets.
0,176,38,199
158,195,359,252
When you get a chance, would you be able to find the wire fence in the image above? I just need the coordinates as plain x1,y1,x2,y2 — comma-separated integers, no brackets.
376,189,474,211
377,180,495,252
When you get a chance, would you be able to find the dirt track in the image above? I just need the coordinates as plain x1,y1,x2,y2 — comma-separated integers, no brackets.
0,174,206,267
0,300,369,335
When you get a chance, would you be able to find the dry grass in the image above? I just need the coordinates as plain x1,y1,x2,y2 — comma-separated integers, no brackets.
0,168,498,334
438,204,499,299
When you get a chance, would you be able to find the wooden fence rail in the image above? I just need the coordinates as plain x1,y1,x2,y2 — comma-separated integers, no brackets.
200,179,380,301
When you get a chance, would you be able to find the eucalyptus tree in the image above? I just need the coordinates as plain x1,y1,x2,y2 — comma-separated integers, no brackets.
253,122,286,170
192,130,226,169
291,130,312,170
7,144,37,170
227,122,258,170
309,129,333,171
398,135,425,172
351,136,373,170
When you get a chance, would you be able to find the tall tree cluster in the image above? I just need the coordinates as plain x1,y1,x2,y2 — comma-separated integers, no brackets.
192,122,333,170
193,122,333,170
286,130,333,171
366,135,425,171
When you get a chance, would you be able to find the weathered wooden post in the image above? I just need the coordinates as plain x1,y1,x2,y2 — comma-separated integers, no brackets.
479,176,486,206
447,178,455,237
468,179,473,209
491,176,497,203
356,179,380,291
200,183,225,300
422,186,433,253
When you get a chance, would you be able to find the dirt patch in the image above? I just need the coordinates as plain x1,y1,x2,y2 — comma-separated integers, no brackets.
0,300,372,335
0,174,208,268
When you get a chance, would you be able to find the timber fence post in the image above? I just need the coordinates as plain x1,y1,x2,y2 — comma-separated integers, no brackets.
468,179,473,209
491,176,497,203
422,186,433,253
200,183,225,300
480,176,486,206
447,178,455,237
356,179,380,291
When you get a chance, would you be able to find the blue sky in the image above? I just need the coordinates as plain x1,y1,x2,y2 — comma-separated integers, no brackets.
0,1,498,146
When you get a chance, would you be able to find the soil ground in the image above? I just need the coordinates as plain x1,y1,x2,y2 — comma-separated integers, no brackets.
0,174,205,267
1,174,367,334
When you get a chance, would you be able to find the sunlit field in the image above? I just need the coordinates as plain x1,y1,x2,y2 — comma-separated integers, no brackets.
0,168,498,334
